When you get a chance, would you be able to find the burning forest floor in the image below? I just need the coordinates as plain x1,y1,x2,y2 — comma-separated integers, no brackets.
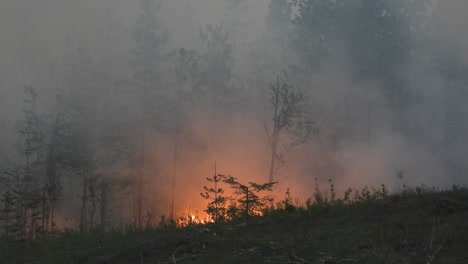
2,185,468,264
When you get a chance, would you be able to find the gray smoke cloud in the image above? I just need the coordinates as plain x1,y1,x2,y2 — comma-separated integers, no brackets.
0,0,467,228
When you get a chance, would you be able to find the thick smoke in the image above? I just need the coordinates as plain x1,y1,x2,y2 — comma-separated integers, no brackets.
0,0,467,229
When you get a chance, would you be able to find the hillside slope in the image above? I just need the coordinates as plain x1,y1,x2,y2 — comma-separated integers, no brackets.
2,186,468,263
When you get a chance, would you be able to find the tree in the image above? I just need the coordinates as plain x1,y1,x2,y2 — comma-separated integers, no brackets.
0,85,46,239
131,0,167,228
0,189,15,239
266,0,293,47
265,76,316,182
199,23,233,122
41,91,62,235
169,48,200,218
200,172,227,222
224,0,250,58
14,85,46,239
222,176,277,219
132,0,167,92
431,53,468,184
290,0,429,132
51,47,101,233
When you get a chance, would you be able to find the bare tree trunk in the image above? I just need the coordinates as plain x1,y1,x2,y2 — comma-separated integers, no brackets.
80,173,88,233
268,139,277,183
245,188,249,218
42,159,57,234
89,175,96,231
22,207,27,240
6,206,11,239
170,80,182,218
138,123,145,229
42,93,61,235
268,78,280,183
30,208,38,239
99,180,107,231
367,93,372,152
4,192,12,239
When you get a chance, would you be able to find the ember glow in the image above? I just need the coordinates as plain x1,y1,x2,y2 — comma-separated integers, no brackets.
177,212,214,227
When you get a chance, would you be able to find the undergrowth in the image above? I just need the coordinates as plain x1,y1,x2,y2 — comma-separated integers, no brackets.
1,184,468,263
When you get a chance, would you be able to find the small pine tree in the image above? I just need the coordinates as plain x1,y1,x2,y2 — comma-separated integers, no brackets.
201,174,227,222
222,176,277,219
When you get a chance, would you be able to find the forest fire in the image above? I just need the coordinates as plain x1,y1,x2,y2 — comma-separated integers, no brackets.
2,0,464,250
176,212,214,227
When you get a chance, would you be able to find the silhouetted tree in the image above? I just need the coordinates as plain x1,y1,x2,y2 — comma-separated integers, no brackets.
169,48,200,218
200,173,227,222
266,0,292,48
0,189,15,239
290,0,429,131
0,86,46,239
266,76,316,182
131,0,168,228
222,176,277,218
199,23,233,121
224,0,249,56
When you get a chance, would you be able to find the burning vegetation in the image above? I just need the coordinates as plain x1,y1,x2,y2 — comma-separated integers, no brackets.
176,212,214,228
1,0,468,257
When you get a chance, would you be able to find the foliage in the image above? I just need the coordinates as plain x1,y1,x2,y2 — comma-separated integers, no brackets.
2,0,467,253
201,174,277,221
275,188,296,212
131,0,167,91
222,175,277,218
224,0,249,50
200,174,227,222
2,185,468,263
130,0,168,229
266,0,292,33
198,23,233,100
171,48,201,98
266,76,317,182
0,86,48,240
290,0,429,108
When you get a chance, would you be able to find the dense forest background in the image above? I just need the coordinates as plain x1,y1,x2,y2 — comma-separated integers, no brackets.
1,0,467,237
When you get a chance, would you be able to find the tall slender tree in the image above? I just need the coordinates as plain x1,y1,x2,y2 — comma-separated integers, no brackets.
266,0,292,47
199,23,233,127
131,0,167,228
266,76,316,182
5,85,46,239
169,48,199,218
224,0,249,56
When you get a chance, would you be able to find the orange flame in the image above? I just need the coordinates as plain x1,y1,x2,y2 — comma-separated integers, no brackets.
176,211,214,227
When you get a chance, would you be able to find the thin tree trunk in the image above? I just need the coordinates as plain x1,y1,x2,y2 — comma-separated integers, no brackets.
367,93,372,152
4,192,11,239
171,80,182,218
137,78,148,229
268,78,280,183
99,180,107,231
89,175,96,231
80,173,88,233
138,121,145,229
268,138,278,183
42,92,61,234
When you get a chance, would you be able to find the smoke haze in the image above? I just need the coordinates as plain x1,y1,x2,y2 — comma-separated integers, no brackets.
0,0,467,230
